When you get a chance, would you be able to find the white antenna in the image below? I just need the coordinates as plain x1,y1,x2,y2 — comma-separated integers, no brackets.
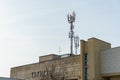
74,36,79,54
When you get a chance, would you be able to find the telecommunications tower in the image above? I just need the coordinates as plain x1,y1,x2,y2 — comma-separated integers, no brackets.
67,12,75,56
67,12,79,56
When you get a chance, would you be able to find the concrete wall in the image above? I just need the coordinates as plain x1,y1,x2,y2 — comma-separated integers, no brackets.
88,38,111,80
101,47,120,74
39,54,60,62
81,38,111,80
11,55,81,80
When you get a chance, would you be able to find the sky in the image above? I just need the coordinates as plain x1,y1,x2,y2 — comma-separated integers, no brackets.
0,0,120,77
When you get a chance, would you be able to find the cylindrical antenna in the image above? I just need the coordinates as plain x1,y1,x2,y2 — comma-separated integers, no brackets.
74,36,79,54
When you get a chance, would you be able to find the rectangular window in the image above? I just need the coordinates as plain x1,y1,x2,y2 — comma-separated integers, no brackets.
84,67,88,80
84,53,88,80
85,75,87,80
85,61,88,66
85,67,88,75
32,72,36,78
85,53,88,61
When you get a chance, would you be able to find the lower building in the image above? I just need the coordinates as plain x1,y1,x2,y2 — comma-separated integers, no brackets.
10,37,120,80
0,77,23,80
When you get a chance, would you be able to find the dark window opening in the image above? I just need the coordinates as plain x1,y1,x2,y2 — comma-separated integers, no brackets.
32,72,36,78
85,53,88,61
84,53,88,80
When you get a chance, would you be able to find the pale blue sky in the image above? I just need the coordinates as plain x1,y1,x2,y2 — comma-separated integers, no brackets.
0,0,120,77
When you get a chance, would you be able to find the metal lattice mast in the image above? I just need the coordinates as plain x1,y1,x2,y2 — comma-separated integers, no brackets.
67,12,76,56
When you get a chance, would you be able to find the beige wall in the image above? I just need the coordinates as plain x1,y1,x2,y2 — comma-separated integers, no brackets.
39,54,60,62
11,55,81,80
81,38,111,80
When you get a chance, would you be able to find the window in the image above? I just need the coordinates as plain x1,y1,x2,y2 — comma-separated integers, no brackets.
84,68,89,80
85,53,88,61
85,61,88,66
32,72,36,78
37,71,41,77
84,53,88,66
85,67,88,75
84,53,88,80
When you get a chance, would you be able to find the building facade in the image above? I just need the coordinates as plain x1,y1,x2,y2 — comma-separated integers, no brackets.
80,38,111,80
10,37,120,80
11,54,81,80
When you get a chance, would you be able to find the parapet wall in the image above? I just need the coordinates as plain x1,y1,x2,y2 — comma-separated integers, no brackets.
11,55,81,80
39,54,60,62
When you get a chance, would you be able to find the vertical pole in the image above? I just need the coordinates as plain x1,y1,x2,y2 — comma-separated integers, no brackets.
67,12,75,56
70,23,74,56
